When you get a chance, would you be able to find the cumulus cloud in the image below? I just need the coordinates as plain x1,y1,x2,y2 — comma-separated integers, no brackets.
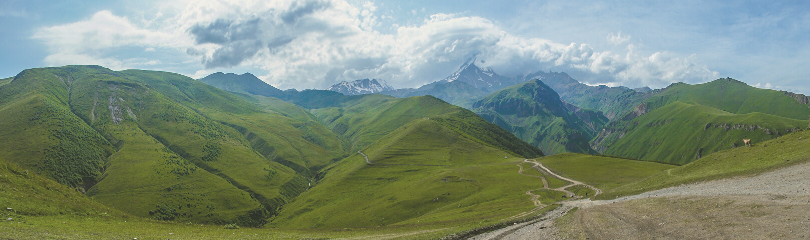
31,10,184,70
607,31,631,45
32,0,719,90
753,82,781,90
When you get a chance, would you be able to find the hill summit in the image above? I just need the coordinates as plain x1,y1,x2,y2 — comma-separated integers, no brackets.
198,72,282,97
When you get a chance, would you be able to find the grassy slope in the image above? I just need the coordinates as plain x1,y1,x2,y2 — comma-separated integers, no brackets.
56,67,279,225
0,66,348,226
0,77,11,87
645,79,810,120
0,67,115,189
0,156,454,239
271,118,546,229
530,71,650,120
472,79,603,155
603,101,806,165
600,129,810,199
311,94,543,158
596,78,810,164
123,70,346,172
537,153,675,192
0,157,125,220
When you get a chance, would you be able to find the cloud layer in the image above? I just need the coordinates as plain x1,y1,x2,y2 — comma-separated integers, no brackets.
32,0,719,90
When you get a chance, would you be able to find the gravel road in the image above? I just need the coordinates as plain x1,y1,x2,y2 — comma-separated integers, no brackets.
471,161,810,239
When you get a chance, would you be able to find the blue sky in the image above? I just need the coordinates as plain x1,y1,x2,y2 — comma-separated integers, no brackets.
1,0,808,94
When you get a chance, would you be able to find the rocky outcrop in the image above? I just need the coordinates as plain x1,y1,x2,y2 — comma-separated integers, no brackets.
703,123,801,136
782,91,810,108
590,128,625,152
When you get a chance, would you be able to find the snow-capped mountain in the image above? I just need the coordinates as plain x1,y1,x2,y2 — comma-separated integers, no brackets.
327,79,394,95
442,57,515,92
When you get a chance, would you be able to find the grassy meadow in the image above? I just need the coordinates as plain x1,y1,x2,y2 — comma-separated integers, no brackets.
600,129,810,199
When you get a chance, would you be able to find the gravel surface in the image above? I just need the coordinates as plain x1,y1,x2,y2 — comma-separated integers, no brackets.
570,160,810,208
471,161,810,239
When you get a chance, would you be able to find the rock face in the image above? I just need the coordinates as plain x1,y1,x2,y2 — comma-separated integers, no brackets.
327,79,394,95
782,91,810,108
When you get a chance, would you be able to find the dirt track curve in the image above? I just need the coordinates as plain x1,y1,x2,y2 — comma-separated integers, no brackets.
471,160,810,240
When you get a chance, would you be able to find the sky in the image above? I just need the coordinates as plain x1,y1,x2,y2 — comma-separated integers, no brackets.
1,0,808,94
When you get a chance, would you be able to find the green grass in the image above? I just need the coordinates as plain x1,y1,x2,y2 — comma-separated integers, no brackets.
530,189,569,205
536,71,651,120
472,79,605,155
0,154,539,240
602,101,807,165
271,119,547,229
0,66,350,226
595,78,810,164
0,158,123,219
0,77,11,87
0,67,114,189
600,129,810,200
645,78,810,120
545,171,571,189
311,94,543,158
537,153,676,192
565,185,596,198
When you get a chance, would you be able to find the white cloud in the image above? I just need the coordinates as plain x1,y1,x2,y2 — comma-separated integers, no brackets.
753,82,781,90
31,0,720,90
607,31,631,45
31,10,186,69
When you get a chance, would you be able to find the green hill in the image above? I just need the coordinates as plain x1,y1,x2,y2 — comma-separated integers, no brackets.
471,79,607,155
271,117,542,229
601,101,806,165
0,157,125,220
197,72,283,97
523,71,653,120
601,128,810,199
593,78,810,164
0,77,11,87
0,66,350,226
310,94,544,158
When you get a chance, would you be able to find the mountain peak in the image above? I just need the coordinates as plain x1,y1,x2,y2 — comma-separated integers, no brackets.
327,78,394,95
441,57,511,92
198,72,282,97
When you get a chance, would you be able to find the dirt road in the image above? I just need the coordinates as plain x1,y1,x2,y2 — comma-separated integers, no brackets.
470,160,810,239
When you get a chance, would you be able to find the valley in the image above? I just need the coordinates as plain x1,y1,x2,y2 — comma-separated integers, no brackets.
0,63,808,239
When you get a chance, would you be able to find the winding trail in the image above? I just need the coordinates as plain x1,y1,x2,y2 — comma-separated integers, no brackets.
470,159,605,240
526,159,603,197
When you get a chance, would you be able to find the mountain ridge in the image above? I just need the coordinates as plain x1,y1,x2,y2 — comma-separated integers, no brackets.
327,78,394,95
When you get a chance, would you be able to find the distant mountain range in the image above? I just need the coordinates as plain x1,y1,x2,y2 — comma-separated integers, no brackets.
327,78,394,95
193,59,810,163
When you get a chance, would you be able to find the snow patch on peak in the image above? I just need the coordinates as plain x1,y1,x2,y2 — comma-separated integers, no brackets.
327,78,394,95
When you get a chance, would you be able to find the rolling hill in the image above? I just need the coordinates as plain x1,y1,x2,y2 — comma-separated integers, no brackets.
593,78,810,164
471,79,608,155
270,116,543,229
0,66,350,226
521,71,654,120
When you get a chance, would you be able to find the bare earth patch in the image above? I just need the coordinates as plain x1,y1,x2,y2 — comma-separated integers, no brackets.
474,161,810,239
